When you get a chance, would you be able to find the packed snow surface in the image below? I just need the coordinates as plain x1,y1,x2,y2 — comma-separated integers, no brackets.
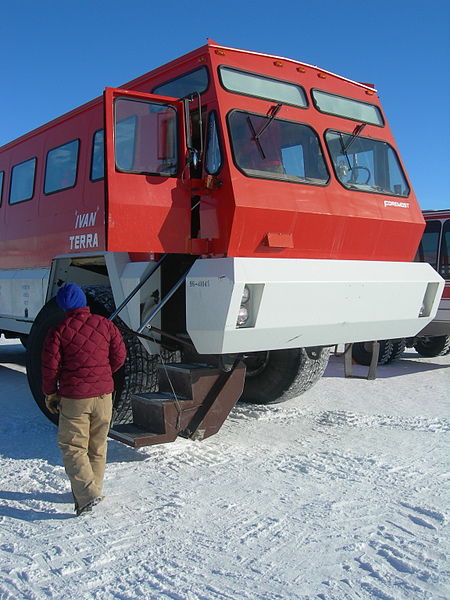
0,336,449,599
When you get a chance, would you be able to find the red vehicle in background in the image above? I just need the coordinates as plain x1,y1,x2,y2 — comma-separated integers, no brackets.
352,210,450,364
0,41,444,446
411,210,450,354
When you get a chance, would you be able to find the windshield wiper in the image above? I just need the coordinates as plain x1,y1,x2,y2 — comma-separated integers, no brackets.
338,132,352,171
337,123,366,172
255,103,282,140
342,122,366,153
246,116,266,159
246,103,283,160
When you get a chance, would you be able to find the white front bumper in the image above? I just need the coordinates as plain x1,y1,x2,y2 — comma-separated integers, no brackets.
185,257,444,354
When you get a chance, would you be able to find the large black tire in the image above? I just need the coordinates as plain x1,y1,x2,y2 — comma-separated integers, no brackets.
386,339,407,363
26,286,159,426
239,347,330,405
351,340,394,366
413,335,450,357
26,298,66,424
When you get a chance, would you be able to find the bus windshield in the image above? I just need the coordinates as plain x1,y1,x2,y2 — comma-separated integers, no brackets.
228,110,329,185
325,130,410,197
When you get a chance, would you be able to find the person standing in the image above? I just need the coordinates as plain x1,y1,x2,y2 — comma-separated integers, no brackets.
41,283,126,516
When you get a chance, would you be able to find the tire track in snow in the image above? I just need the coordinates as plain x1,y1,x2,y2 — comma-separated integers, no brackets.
354,503,447,599
316,409,450,433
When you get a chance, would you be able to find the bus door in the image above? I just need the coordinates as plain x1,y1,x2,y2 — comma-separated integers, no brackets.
104,88,191,253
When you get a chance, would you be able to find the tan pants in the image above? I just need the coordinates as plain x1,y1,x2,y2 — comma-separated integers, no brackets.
57,394,112,510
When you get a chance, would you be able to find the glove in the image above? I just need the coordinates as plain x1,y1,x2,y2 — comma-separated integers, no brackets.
45,393,60,414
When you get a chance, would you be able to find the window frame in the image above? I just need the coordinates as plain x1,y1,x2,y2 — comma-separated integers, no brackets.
43,138,80,196
9,157,37,205
324,128,410,198
227,109,330,187
312,89,385,127
219,65,309,109
151,66,210,98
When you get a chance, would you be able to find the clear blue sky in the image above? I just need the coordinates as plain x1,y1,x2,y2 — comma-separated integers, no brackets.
1,0,449,210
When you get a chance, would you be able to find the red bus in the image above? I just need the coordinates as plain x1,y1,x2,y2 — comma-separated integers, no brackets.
0,41,443,446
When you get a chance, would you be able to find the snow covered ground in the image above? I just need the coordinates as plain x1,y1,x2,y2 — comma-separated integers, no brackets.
0,336,449,600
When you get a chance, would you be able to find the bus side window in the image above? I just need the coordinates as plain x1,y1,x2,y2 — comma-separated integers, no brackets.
440,220,450,278
91,129,105,181
9,158,37,204
414,220,441,269
205,111,222,175
44,140,79,194
0,171,4,206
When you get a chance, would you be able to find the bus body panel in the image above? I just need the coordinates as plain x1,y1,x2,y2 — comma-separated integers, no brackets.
0,42,425,268
0,103,106,269
186,257,443,354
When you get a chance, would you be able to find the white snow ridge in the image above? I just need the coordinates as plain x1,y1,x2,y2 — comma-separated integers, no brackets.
0,336,449,600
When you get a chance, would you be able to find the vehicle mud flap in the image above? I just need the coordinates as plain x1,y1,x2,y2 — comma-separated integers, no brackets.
344,342,380,380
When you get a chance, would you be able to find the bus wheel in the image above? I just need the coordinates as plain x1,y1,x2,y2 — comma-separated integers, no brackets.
239,347,330,405
413,335,450,357
351,340,394,366
386,339,407,363
26,298,65,424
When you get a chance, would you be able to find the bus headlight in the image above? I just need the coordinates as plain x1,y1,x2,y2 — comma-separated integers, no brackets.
237,286,251,327
236,283,264,328
237,305,249,327
241,285,250,304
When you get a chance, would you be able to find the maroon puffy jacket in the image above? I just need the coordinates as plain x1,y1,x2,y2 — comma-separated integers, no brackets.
41,307,127,399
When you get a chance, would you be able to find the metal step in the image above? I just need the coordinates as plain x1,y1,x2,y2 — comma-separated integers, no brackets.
109,423,178,448
157,363,222,400
131,391,200,436
110,360,246,448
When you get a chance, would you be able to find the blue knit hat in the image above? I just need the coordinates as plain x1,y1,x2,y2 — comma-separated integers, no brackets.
56,283,87,310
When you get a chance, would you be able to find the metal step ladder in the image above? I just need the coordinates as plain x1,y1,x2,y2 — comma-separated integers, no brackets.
109,361,246,448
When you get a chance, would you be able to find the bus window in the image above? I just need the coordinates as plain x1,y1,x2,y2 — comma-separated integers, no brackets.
152,67,209,98
325,130,409,197
9,158,36,204
205,112,222,175
44,139,79,194
312,90,384,126
228,110,328,185
115,115,137,171
415,220,441,269
114,98,178,176
439,220,450,278
91,129,104,181
0,171,4,205
219,66,307,108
